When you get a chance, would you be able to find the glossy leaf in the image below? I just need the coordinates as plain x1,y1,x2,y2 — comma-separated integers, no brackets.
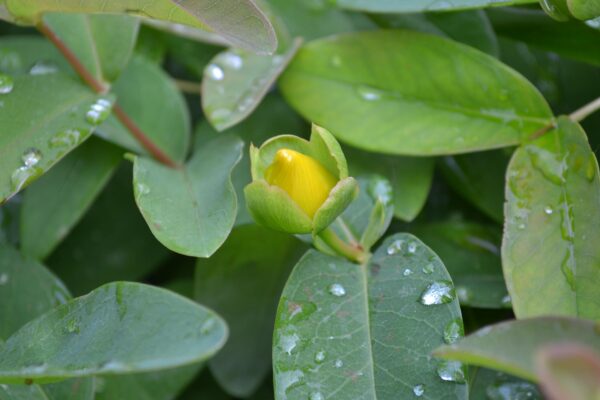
273,234,466,400
410,221,508,309
347,147,434,221
503,117,600,319
195,225,306,397
489,8,600,67
20,138,122,260
132,134,243,257
98,55,190,163
5,0,277,54
280,30,553,156
202,39,301,131
43,13,139,84
439,149,510,223
0,73,110,203
0,282,228,384
434,316,600,382
331,0,536,12
47,165,169,296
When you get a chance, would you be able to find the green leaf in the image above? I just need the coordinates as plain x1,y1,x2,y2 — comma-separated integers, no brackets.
434,316,600,382
98,55,190,163
20,138,122,260
0,36,71,76
0,244,69,340
0,73,110,203
202,38,301,131
47,165,169,296
96,364,202,400
409,221,508,309
273,234,466,400
0,282,228,384
0,244,93,400
132,134,243,257
331,0,536,12
195,224,306,397
43,13,139,84
439,149,510,223
489,8,600,67
280,30,553,156
503,117,600,319
469,368,542,399
568,0,600,20
5,0,277,54
346,147,434,221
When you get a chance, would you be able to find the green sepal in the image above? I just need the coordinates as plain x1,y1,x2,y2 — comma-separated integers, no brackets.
312,177,359,234
244,180,313,234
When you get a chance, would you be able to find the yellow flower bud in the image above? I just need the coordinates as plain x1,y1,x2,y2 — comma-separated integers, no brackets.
265,149,337,218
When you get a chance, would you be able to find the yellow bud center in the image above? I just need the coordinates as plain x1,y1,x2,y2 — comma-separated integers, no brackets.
265,149,337,218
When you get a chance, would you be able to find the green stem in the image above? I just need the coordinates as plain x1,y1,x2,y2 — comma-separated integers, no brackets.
318,227,370,265
570,96,600,123
336,217,359,246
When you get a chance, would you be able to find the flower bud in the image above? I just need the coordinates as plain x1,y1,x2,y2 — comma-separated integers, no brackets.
244,124,358,234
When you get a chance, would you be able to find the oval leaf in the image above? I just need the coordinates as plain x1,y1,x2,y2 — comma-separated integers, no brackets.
0,282,227,384
273,234,467,400
331,0,536,13
132,134,243,257
503,117,600,319
434,316,600,382
280,30,553,155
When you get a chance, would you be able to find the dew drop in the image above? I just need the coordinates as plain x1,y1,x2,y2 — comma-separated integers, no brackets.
309,393,324,400
419,281,455,305
66,318,80,334
403,268,413,276
86,98,112,125
0,49,21,71
329,283,346,297
207,63,224,80
49,129,83,148
220,52,243,69
413,384,425,397
279,333,299,355
443,319,464,344
367,175,393,205
0,273,8,285
387,239,403,255
527,146,567,185
456,286,471,303
136,183,150,196
486,377,541,399
407,242,418,254
517,223,526,230
334,359,343,368
356,84,383,101
437,360,466,383
422,263,435,274
0,73,14,94
314,351,326,363
501,294,512,308
29,61,58,75
200,317,216,334
586,17,600,29
210,108,232,121
11,166,42,192
276,370,304,399
544,206,553,215
22,148,42,167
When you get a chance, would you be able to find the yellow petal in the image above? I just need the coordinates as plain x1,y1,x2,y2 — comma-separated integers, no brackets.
265,149,337,218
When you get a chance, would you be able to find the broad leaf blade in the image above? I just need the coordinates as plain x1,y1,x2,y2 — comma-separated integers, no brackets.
195,225,306,397
5,0,276,53
503,117,600,319
273,234,466,399
133,135,243,257
280,30,553,155
43,13,139,83
332,0,536,13
0,73,110,203
20,138,122,260
0,282,228,384
98,55,191,163
434,317,600,382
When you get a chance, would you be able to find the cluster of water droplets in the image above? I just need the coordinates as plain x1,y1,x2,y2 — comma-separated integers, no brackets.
11,148,43,192
86,98,113,125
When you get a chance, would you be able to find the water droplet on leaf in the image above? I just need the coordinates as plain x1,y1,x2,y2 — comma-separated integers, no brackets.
437,360,466,383
0,73,14,94
443,319,463,344
413,384,425,397
387,240,403,255
314,351,326,363
422,263,435,274
329,283,346,297
207,63,224,80
419,281,455,305
22,148,42,167
29,61,58,75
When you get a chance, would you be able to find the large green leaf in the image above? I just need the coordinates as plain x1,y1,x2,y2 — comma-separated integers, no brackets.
503,117,600,319
489,8,600,67
20,138,122,260
195,224,306,397
132,134,243,257
410,221,508,309
43,13,139,84
280,30,553,156
5,0,277,54
202,39,301,131
98,55,191,163
0,244,93,400
0,73,111,203
346,146,433,221
273,234,466,400
439,149,510,223
0,282,227,384
331,0,536,12
47,165,169,296
434,316,600,382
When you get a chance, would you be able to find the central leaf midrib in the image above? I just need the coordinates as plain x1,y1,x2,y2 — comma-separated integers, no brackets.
291,70,551,127
358,263,378,399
